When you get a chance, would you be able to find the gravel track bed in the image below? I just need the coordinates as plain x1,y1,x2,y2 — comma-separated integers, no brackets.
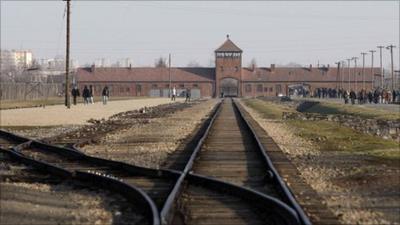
82,99,218,168
0,156,143,225
240,99,400,225
3,125,82,140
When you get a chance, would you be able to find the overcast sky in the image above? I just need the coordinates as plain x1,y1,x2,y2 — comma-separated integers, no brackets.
1,1,399,69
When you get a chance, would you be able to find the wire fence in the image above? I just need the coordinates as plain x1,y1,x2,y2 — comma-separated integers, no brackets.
0,82,64,100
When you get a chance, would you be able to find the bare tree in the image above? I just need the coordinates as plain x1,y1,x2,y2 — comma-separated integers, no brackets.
187,60,202,67
155,57,167,68
208,59,215,67
248,58,257,70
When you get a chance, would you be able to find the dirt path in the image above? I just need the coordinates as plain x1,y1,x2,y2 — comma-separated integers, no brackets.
0,98,183,126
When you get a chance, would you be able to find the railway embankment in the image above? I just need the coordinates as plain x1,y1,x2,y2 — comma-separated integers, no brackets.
240,98,400,225
285,99,400,141
283,111,400,141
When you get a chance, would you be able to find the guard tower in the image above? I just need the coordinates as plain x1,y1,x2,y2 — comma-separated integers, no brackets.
215,35,243,97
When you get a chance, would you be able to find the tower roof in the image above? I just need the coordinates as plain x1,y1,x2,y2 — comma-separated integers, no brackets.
215,35,242,53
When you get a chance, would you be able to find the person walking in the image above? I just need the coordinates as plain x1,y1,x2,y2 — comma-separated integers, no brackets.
102,86,110,105
171,86,176,101
350,90,356,105
89,85,94,104
367,91,373,104
343,90,349,104
71,85,80,105
82,85,90,105
185,88,191,103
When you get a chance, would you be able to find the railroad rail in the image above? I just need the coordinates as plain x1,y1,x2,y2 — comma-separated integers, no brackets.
0,98,311,225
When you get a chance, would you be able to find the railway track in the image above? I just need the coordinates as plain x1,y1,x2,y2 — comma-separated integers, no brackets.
163,99,309,225
0,150,148,225
0,98,311,225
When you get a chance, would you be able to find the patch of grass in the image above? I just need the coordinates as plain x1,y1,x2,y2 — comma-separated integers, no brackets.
304,101,399,120
242,99,294,119
0,96,147,110
287,120,400,160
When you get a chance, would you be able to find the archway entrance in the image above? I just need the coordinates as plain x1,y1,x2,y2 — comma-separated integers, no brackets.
220,78,239,97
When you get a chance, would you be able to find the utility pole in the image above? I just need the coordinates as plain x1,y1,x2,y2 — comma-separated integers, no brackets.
341,60,346,90
347,58,351,90
386,45,396,90
352,57,358,91
335,62,341,90
361,52,367,90
168,53,171,97
64,0,71,108
369,50,376,89
377,46,385,89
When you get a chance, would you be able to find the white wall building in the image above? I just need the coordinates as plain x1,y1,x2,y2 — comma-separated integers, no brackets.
0,50,33,70
14,50,33,68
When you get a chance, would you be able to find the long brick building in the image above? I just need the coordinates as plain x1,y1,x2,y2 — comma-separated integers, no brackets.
76,36,381,98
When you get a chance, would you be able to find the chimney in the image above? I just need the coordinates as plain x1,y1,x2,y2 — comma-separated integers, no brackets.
251,63,256,72
270,64,275,72
309,64,312,70
91,64,95,73
129,63,132,69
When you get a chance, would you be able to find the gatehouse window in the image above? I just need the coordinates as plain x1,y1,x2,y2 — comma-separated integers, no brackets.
220,66,224,72
245,84,252,92
269,87,273,92
264,87,268,92
152,84,158,88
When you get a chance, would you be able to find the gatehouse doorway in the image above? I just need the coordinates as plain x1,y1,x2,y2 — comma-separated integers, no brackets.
219,78,239,97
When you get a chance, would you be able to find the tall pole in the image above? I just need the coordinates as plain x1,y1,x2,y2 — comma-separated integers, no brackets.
377,46,384,89
65,0,71,108
168,53,171,97
352,57,358,91
347,58,351,90
386,45,396,90
369,50,376,89
335,62,340,90
361,52,367,90
341,60,346,90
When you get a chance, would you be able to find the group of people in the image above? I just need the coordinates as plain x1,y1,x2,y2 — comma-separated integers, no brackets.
71,85,110,106
312,88,339,99
309,87,399,105
170,86,191,103
342,88,399,105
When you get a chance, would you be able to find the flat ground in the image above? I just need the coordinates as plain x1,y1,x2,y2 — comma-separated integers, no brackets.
0,96,145,110
293,97,400,118
0,98,183,126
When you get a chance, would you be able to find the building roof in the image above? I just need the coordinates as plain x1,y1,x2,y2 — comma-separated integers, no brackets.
215,37,242,52
76,66,381,84
76,67,215,83
241,67,381,82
